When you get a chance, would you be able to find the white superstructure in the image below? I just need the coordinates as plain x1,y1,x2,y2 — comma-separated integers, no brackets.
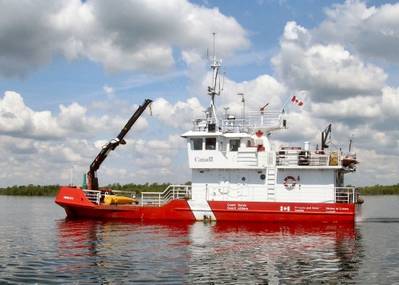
181,38,357,218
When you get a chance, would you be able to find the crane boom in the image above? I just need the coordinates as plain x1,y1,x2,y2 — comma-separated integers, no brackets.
87,99,152,190
321,123,332,151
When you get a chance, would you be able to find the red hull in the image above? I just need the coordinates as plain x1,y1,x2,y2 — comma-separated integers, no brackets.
208,201,355,222
55,186,355,222
55,186,195,221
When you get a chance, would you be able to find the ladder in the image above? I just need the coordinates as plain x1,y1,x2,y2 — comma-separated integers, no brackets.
266,168,277,201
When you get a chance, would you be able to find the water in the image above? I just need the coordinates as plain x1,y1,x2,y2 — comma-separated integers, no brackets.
0,196,398,284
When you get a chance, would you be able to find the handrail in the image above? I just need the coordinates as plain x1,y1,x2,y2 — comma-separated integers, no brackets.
276,151,341,167
192,110,283,133
221,112,282,133
83,190,101,205
84,186,356,205
140,185,191,206
335,187,357,203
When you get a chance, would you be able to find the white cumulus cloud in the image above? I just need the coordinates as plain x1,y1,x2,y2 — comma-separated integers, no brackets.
316,1,399,64
151,97,205,129
0,0,248,77
272,21,386,102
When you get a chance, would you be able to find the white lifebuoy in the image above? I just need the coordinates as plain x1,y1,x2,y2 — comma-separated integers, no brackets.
283,176,296,190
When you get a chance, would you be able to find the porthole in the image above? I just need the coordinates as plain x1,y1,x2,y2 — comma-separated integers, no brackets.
260,174,266,180
241,177,246,182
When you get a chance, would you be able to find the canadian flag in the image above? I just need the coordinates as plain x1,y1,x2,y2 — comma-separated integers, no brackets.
291,95,304,106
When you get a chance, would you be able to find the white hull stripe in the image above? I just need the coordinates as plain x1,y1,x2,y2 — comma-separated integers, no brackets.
187,200,216,221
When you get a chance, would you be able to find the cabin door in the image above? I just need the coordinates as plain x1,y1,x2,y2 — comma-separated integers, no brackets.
218,170,231,199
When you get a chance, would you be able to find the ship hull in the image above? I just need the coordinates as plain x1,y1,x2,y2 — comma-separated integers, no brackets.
55,187,356,222
208,201,355,222
55,186,195,221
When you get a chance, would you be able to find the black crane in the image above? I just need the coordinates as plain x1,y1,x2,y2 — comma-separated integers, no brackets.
321,124,332,151
86,99,152,190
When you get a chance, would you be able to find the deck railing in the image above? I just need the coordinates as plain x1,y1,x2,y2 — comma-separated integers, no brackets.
276,151,340,167
84,186,356,205
83,190,101,205
335,187,357,203
221,111,282,133
192,111,283,133
140,185,191,206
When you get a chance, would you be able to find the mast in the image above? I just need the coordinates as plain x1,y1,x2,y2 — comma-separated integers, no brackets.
207,32,222,129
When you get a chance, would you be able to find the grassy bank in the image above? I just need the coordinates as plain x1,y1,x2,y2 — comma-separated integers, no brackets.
358,184,399,195
0,183,182,196
0,185,60,196
1,183,398,196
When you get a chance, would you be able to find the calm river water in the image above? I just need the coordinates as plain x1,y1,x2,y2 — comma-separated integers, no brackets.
0,196,398,284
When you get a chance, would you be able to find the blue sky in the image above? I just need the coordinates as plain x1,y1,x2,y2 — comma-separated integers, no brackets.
0,0,398,187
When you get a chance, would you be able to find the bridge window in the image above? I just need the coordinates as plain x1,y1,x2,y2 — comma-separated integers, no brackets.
192,138,203,150
205,138,217,150
230,139,240,151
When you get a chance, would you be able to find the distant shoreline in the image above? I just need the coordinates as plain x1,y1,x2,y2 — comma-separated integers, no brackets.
0,183,172,197
0,183,398,196
357,184,399,195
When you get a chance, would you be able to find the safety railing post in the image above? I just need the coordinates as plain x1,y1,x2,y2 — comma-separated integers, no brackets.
96,192,100,205
335,187,338,203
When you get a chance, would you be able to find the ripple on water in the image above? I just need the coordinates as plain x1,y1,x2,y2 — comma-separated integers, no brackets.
0,196,399,284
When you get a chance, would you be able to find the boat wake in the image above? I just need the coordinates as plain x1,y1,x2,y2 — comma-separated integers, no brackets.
357,217,399,223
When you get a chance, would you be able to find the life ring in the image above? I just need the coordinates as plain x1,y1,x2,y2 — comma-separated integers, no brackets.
283,176,296,190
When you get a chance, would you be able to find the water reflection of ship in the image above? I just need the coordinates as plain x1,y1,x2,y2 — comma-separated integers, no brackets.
56,219,107,283
187,222,363,284
57,219,193,257
56,220,363,283
56,219,193,283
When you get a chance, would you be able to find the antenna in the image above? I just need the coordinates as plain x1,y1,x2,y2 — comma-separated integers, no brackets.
207,32,222,127
349,135,353,153
237,92,245,121
212,32,216,62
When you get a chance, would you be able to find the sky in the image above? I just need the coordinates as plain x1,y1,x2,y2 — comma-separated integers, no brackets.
0,0,398,187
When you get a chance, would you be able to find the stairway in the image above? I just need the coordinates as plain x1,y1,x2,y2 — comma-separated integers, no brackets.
266,168,277,201
237,151,258,166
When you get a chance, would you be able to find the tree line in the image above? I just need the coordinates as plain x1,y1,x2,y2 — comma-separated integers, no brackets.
0,182,398,196
358,184,399,195
0,182,190,196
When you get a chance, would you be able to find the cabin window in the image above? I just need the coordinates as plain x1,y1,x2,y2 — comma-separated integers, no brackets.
229,139,240,151
192,138,203,150
205,138,217,150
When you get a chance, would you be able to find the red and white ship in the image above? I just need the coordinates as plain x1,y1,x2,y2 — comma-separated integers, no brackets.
55,43,360,223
